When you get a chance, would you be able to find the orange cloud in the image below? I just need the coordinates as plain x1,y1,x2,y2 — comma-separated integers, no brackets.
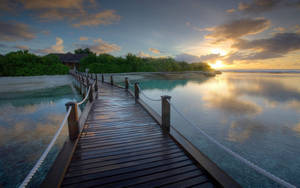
79,36,88,41
226,8,236,13
73,10,121,27
0,21,35,41
38,37,64,54
76,38,121,54
149,48,161,54
0,0,120,27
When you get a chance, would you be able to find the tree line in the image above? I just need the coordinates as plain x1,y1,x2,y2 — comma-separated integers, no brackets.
0,49,212,76
78,53,212,73
0,50,69,76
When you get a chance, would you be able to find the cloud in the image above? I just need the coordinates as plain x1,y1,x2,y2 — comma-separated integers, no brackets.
15,45,29,50
273,27,286,33
175,53,202,63
79,36,88,41
137,51,151,58
76,38,120,54
37,37,64,54
0,0,120,27
72,10,120,27
0,21,35,41
41,30,50,35
226,8,236,13
238,0,282,13
205,18,270,42
0,0,18,12
149,48,161,54
175,53,222,63
19,0,84,10
227,32,300,61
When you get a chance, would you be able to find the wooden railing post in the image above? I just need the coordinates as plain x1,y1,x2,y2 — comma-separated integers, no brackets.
102,74,104,83
95,74,98,92
125,77,129,90
65,102,79,140
134,83,139,100
86,76,89,88
110,75,114,85
89,86,93,103
161,96,171,132
79,81,82,95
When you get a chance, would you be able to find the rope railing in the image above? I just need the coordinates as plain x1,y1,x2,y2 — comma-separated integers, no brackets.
166,99,296,188
18,108,72,188
19,72,96,187
77,85,91,105
71,72,296,187
137,85,161,102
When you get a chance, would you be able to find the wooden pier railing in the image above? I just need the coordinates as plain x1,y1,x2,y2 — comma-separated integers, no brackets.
19,70,295,188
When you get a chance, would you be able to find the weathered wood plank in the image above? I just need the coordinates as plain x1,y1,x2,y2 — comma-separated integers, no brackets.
59,83,224,188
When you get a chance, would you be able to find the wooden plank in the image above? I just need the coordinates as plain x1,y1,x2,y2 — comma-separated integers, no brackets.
62,156,191,186
56,81,237,188
63,160,194,187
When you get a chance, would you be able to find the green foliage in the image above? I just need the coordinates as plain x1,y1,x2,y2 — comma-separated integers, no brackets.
0,50,69,76
74,48,94,55
78,53,212,73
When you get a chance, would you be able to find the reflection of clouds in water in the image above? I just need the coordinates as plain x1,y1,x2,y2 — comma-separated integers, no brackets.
198,76,262,116
0,114,66,145
292,122,300,134
229,78,300,104
285,100,300,113
0,104,39,116
203,92,262,116
228,119,267,143
201,74,300,116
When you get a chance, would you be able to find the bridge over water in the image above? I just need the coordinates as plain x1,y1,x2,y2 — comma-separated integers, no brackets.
18,71,296,188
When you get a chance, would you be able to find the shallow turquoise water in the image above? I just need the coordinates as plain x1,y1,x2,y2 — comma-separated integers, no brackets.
0,76,81,187
129,72,300,187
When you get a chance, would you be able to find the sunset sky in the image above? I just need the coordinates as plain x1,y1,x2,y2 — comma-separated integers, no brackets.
0,0,300,69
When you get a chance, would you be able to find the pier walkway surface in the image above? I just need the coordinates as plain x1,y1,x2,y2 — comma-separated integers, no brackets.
60,83,219,188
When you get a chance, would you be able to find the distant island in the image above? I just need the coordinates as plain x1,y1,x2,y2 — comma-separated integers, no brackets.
0,48,213,76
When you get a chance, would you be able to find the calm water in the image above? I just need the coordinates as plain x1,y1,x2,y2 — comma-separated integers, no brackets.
132,72,300,187
0,75,80,187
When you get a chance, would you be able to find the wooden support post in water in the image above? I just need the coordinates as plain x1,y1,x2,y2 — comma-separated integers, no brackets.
89,86,93,103
102,74,104,83
95,74,98,92
65,102,79,140
161,95,171,132
110,75,114,85
125,77,129,90
134,83,139,100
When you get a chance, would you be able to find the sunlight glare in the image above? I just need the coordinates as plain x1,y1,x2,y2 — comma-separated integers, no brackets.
210,60,224,69
210,48,227,56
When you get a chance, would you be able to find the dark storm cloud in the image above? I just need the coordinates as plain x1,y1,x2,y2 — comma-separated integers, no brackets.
0,21,35,41
227,32,300,61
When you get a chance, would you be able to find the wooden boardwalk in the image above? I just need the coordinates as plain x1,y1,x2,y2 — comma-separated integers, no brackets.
60,83,219,188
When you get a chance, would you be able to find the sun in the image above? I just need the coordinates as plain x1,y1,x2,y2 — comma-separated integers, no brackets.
210,60,224,69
